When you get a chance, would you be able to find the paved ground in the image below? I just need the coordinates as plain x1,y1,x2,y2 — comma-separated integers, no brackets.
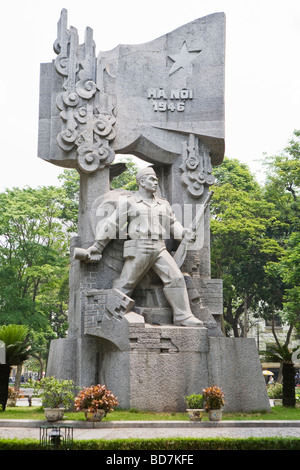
1,420,300,440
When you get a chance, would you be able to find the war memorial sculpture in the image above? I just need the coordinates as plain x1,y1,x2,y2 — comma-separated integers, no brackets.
40,10,270,411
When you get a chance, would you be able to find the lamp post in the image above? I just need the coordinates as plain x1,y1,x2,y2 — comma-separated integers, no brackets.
39,424,73,450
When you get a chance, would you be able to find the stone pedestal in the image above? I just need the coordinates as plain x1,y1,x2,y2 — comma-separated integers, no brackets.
47,309,269,412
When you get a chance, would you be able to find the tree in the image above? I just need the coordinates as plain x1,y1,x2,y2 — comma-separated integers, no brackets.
212,132,299,348
262,130,300,205
279,232,300,323
57,169,80,233
0,186,70,352
0,324,40,410
110,157,139,191
261,130,300,343
210,158,284,336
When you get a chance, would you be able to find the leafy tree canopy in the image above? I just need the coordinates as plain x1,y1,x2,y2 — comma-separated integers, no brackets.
0,186,70,333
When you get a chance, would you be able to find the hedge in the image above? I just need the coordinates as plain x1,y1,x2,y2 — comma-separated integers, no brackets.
0,437,300,450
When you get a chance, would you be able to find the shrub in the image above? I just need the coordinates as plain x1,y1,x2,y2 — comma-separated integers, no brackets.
1,437,300,451
184,394,204,409
74,384,118,415
33,377,76,409
267,383,283,399
8,388,22,399
203,385,225,411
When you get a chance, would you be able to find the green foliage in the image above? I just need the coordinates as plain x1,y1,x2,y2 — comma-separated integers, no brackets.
203,385,225,411
184,394,204,409
110,157,139,191
211,133,300,339
267,232,300,323
0,324,41,411
0,324,39,366
260,342,300,365
213,157,260,192
32,376,77,409
0,158,140,369
261,130,300,328
267,383,283,399
1,437,300,451
0,186,70,335
260,343,300,407
262,130,300,205
0,439,41,451
68,437,300,451
74,384,118,414
211,158,284,336
57,169,80,231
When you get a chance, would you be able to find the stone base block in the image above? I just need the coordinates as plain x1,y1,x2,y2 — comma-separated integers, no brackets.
46,336,99,386
98,316,210,411
46,314,270,413
46,338,77,381
208,337,270,412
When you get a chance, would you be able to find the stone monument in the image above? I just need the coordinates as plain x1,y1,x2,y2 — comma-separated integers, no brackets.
40,10,270,411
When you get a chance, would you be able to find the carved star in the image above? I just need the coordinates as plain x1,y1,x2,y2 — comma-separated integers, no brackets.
168,41,201,75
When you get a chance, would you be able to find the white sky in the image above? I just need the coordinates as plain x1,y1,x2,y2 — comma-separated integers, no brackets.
1,0,300,191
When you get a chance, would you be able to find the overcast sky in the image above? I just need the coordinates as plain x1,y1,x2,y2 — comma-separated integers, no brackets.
1,0,300,191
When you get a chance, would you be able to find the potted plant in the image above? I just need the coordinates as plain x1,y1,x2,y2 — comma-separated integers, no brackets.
74,384,118,421
6,387,22,407
203,385,225,421
267,383,283,406
184,393,205,421
33,376,76,421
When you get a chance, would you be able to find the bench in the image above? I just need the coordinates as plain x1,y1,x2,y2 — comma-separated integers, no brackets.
19,393,33,406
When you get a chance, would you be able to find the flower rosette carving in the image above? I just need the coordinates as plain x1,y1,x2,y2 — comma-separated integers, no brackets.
56,91,80,115
54,54,70,77
205,174,216,186
74,107,88,125
76,114,116,172
53,10,116,174
93,114,116,141
56,91,81,151
186,155,199,171
76,70,97,100
77,142,115,173
57,129,78,152
180,152,215,198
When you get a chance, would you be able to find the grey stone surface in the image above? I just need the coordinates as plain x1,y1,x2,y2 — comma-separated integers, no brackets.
84,167,204,328
38,10,225,172
41,10,270,413
46,338,77,381
208,337,270,412
119,321,209,411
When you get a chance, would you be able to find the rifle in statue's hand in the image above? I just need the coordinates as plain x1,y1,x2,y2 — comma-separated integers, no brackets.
173,191,214,268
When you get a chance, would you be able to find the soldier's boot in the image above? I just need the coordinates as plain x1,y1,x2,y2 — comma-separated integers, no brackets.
163,286,203,327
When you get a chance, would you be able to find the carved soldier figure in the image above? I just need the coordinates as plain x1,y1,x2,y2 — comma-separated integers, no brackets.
87,166,203,327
